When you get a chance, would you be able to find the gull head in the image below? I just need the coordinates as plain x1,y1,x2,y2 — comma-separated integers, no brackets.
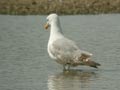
44,13,59,30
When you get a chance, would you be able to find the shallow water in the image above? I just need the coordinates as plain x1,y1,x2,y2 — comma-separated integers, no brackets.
0,14,120,90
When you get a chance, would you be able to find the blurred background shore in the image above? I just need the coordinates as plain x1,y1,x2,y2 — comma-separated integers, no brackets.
0,0,120,15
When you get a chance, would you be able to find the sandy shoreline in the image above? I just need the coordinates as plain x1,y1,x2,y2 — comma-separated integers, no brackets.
0,0,120,15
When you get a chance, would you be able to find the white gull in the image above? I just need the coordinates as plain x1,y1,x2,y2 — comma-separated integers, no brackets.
44,13,100,70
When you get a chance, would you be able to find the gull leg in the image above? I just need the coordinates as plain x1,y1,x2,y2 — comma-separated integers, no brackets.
67,64,70,70
63,65,66,71
63,64,71,71
64,64,71,71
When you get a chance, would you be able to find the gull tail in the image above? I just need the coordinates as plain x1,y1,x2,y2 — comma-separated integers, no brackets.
79,51,101,68
83,58,101,68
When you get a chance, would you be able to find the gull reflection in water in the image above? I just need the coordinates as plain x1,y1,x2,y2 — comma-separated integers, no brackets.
48,69,99,90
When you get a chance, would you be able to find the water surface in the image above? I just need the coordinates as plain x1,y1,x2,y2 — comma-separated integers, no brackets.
0,14,120,90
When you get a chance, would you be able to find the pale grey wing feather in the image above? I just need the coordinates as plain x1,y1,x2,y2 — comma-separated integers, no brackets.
49,38,80,60
49,38,93,64
80,50,93,59
53,38,79,51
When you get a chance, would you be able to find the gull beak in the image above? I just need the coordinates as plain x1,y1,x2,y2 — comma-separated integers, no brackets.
44,23,50,30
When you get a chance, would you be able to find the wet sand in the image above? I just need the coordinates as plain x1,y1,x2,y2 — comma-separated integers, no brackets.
0,0,120,15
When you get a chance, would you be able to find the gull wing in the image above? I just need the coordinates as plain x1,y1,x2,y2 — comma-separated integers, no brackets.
49,38,80,60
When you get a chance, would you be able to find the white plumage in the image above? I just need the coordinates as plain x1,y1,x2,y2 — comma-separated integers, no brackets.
44,14,100,70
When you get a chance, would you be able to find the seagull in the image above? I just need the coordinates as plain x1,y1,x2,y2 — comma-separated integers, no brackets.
44,13,100,71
